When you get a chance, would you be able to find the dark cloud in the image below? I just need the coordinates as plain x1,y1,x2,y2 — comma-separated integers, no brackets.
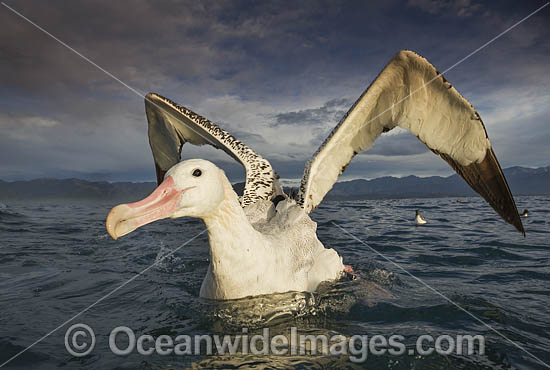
230,129,267,145
0,0,548,182
271,97,354,126
407,0,483,17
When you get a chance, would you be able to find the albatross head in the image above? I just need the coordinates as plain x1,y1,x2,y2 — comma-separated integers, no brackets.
106,159,226,239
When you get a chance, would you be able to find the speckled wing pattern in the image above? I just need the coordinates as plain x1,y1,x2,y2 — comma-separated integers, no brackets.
145,93,277,207
297,50,524,235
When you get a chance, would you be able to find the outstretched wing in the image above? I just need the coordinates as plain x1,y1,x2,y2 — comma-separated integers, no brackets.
297,50,524,235
145,93,278,206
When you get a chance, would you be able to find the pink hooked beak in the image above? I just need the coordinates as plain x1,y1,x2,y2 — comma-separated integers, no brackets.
106,176,188,240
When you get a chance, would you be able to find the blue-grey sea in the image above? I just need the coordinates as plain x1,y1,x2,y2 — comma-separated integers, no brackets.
0,196,549,369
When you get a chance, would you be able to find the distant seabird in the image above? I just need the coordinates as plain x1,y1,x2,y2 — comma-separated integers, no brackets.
106,50,525,300
521,209,529,217
415,210,427,225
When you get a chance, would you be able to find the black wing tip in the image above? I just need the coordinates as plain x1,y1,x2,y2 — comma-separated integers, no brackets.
484,148,526,237
510,216,526,237
515,219,526,238
505,199,525,237
439,149,525,237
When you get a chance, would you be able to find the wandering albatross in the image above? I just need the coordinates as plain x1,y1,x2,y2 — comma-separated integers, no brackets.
106,50,524,300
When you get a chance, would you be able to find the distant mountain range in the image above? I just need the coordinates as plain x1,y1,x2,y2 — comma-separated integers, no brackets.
0,165,548,201
322,165,550,200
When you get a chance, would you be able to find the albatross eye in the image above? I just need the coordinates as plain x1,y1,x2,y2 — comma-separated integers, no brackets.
192,169,202,177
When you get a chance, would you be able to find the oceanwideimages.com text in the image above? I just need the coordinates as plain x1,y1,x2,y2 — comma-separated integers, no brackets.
65,324,485,362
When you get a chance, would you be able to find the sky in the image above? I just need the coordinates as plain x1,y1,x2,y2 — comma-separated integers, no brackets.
1,0,549,184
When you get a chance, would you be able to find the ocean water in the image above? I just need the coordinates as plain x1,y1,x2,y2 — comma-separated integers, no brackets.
0,196,549,369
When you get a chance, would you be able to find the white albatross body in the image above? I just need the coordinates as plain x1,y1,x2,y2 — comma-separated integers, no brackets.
199,176,344,299
191,161,344,299
106,50,524,300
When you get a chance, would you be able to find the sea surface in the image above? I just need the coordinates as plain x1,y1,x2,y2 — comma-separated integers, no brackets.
0,196,549,369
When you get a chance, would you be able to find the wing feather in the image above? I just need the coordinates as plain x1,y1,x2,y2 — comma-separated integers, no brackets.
145,93,278,206
298,50,524,235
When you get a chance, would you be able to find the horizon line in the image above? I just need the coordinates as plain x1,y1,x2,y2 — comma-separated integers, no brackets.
0,163,548,185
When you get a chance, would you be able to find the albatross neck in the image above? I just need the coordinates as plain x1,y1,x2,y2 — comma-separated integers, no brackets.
201,182,261,268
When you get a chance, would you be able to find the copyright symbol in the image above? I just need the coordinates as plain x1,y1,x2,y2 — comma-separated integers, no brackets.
64,323,96,357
